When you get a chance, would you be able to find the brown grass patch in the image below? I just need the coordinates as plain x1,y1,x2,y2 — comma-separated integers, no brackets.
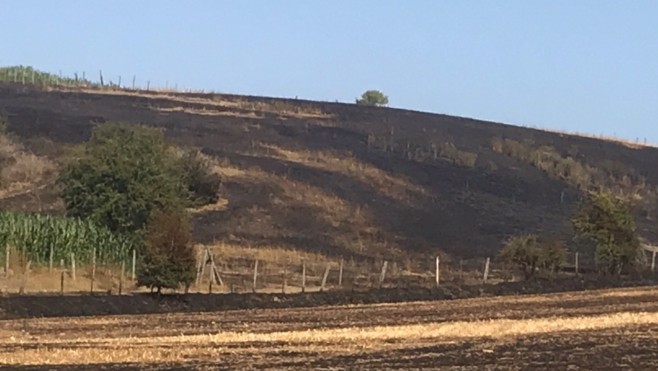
261,144,429,205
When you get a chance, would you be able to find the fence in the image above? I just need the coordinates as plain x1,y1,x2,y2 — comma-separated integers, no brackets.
0,66,213,95
4,243,651,296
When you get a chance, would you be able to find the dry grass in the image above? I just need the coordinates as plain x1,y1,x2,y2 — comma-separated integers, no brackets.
0,134,56,198
261,144,429,205
205,242,331,267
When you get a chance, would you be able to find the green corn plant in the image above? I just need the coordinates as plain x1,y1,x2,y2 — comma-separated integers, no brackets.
0,211,134,266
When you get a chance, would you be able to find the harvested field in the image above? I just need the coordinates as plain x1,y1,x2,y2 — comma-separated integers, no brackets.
2,286,658,369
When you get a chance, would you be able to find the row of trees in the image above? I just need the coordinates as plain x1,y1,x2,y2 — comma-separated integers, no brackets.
501,190,642,279
57,122,220,293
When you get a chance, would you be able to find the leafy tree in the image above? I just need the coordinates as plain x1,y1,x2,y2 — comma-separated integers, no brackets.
59,122,185,235
136,208,196,293
500,234,540,280
356,90,389,107
572,190,640,275
179,149,221,206
500,235,566,279
537,239,566,273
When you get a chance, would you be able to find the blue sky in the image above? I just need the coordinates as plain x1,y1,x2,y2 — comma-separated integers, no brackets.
1,1,657,142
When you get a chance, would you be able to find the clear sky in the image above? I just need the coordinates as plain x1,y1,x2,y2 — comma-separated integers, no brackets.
1,1,657,143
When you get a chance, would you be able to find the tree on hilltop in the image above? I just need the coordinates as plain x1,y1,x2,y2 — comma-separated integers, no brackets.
356,90,389,107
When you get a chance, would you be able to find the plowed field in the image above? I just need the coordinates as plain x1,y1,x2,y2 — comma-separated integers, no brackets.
2,286,658,370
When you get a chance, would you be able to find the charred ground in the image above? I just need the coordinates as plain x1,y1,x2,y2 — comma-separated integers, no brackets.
1,83,656,261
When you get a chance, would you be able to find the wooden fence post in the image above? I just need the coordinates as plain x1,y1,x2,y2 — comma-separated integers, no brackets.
4,245,9,277
338,258,344,287
71,253,76,281
60,270,65,296
652,251,656,273
483,258,490,283
435,255,440,287
19,261,31,295
207,249,223,286
208,258,215,293
459,259,464,282
379,261,388,288
131,249,136,280
49,245,53,273
252,260,259,293
281,265,287,294
320,264,331,291
575,252,580,275
301,260,306,293
196,249,207,285
90,248,96,294
119,261,125,295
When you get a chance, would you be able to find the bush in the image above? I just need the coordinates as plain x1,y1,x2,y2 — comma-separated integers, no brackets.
572,190,639,275
356,90,388,107
179,149,221,206
500,235,566,279
136,208,196,293
500,235,540,280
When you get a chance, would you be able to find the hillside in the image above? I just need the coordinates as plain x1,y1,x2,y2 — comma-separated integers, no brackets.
1,82,657,262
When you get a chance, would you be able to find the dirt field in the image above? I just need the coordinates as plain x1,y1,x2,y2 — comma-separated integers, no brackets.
1,286,657,370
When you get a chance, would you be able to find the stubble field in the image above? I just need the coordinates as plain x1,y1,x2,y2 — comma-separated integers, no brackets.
2,286,658,370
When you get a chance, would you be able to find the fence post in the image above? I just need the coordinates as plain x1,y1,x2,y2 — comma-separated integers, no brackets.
338,258,344,287
4,245,9,277
320,264,331,291
652,251,656,273
196,249,206,285
131,249,136,280
459,259,464,282
435,255,440,287
71,253,76,281
281,265,287,294
483,257,490,283
197,249,208,285
19,261,31,295
90,248,96,294
119,261,125,295
575,252,579,275
379,261,388,288
49,246,53,273
60,270,65,296
301,260,306,293
252,260,259,293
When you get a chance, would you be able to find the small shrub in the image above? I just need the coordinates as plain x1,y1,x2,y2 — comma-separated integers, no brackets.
179,149,221,206
500,235,540,280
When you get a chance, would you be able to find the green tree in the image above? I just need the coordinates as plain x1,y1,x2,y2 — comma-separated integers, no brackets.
500,234,540,280
356,90,389,107
136,208,196,293
500,235,566,279
572,190,639,275
59,122,185,235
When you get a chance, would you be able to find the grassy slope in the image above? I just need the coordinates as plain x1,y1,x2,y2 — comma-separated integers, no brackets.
0,83,656,261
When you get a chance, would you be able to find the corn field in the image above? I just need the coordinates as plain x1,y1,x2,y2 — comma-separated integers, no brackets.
0,211,134,266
